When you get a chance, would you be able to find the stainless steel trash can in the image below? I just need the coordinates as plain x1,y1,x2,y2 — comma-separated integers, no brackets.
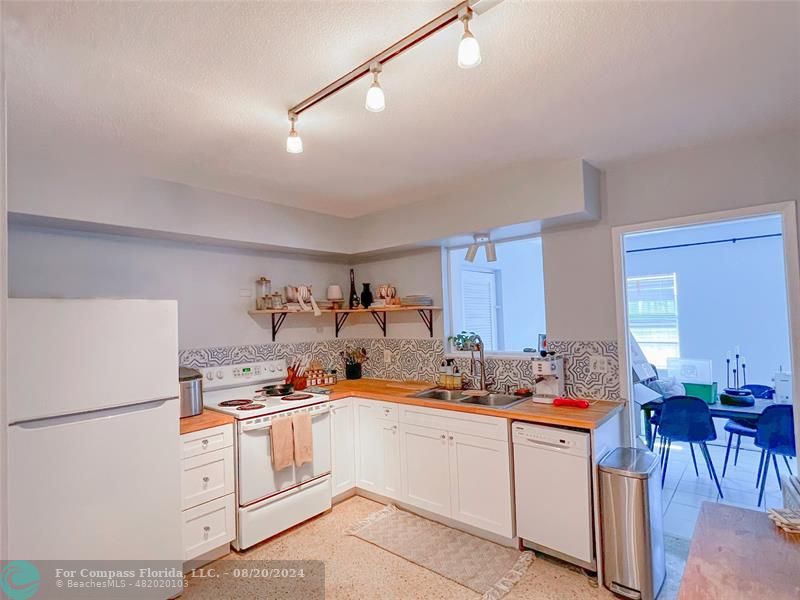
599,447,665,600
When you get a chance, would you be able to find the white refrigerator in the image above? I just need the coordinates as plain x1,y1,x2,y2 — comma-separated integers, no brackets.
7,299,183,562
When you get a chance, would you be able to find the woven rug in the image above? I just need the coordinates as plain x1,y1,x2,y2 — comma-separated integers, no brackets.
346,504,533,600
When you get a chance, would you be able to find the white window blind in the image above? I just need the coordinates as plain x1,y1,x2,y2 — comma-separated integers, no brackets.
460,268,498,351
626,274,680,368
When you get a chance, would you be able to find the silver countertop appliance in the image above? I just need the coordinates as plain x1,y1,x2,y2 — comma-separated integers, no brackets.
179,366,203,418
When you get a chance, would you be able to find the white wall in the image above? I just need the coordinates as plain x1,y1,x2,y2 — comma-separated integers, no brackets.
544,128,800,342
0,0,8,559
8,226,350,348
347,249,444,338
8,226,445,348
625,215,790,387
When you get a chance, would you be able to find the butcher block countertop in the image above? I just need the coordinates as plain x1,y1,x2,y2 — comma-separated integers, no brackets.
327,378,623,430
678,502,800,600
180,410,235,435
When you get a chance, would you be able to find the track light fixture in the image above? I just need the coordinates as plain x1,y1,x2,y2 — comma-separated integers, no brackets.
365,62,386,112
457,8,482,69
286,113,303,154
285,0,500,153
464,233,495,262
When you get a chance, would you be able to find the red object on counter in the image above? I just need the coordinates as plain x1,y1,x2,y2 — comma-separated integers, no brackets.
553,397,590,409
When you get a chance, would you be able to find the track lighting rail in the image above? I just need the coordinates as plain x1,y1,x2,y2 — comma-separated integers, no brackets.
289,1,471,118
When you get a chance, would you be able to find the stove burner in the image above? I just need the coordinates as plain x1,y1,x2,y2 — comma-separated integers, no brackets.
219,399,253,407
236,403,266,411
282,393,314,402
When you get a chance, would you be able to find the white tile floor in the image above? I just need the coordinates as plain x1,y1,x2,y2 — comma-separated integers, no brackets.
659,440,789,539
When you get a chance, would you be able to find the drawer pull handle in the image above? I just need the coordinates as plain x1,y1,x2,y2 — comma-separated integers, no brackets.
203,525,211,538
201,439,209,447
440,434,446,440
202,476,210,483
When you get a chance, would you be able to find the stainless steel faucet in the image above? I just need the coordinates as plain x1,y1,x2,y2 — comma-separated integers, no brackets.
468,334,488,391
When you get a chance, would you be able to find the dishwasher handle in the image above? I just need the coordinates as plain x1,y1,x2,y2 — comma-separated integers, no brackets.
519,437,572,451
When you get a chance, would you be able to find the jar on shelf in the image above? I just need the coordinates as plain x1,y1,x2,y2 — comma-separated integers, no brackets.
256,277,272,310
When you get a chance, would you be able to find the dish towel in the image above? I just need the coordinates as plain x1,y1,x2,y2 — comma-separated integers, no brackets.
292,412,314,467
271,415,294,471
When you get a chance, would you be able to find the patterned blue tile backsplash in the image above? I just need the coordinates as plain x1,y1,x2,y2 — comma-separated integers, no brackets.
179,338,622,401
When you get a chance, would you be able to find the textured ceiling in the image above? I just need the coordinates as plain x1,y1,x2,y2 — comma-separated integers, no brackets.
4,1,799,217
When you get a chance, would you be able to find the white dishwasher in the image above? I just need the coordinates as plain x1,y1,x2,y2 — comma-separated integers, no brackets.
513,421,594,569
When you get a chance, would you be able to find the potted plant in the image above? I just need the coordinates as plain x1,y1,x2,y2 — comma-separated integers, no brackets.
341,347,368,380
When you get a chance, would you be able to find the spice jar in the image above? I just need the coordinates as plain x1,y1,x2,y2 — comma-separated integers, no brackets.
256,277,271,310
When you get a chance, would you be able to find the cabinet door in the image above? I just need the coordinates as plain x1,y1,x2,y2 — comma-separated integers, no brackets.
380,418,401,498
449,432,513,537
399,423,451,517
355,400,382,492
331,399,356,496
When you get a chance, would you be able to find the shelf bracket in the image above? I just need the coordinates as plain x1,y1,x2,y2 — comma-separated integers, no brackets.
417,309,434,337
370,310,388,337
334,312,350,338
271,312,288,342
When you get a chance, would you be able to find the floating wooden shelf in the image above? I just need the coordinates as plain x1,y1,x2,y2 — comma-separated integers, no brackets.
248,306,440,341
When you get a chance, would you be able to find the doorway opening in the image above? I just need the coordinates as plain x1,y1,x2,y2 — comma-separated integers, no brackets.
613,203,799,538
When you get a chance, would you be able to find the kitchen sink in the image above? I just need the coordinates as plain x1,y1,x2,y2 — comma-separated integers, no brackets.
413,389,469,402
460,393,529,408
412,389,529,409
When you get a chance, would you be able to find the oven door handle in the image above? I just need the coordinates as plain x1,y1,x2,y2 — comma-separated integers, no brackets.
239,405,330,432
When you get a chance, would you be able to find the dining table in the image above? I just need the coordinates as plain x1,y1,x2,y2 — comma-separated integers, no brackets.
640,396,781,449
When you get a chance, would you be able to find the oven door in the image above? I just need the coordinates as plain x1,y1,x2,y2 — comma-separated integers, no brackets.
237,408,331,506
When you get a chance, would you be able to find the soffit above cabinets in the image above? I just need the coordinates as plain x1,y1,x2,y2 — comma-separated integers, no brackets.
8,158,600,259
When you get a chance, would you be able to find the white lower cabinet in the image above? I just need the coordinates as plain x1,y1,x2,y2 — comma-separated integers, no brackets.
180,424,235,562
331,399,356,497
398,408,514,538
354,398,400,498
343,398,514,538
448,432,513,536
399,423,451,516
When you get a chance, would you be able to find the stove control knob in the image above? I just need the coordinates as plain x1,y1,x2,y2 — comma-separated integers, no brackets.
205,371,214,381
216,369,224,380
269,365,276,372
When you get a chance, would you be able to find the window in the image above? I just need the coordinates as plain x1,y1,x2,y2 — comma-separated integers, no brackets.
448,237,546,353
626,274,680,368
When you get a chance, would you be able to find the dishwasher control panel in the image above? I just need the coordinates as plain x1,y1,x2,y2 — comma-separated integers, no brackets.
512,422,590,456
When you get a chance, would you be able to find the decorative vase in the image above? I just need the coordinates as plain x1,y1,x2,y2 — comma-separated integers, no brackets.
345,363,362,380
348,269,360,309
360,283,374,309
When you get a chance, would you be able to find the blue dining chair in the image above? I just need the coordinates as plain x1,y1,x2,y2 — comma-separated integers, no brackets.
756,404,796,506
658,396,724,498
722,385,776,479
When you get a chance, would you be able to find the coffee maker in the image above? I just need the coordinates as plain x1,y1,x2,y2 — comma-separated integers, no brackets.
530,356,565,404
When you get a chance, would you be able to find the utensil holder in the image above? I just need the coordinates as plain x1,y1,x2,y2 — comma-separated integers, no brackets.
345,363,362,380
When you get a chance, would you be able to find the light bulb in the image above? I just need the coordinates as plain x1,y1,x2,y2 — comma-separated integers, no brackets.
286,131,303,154
365,63,385,112
286,114,303,154
366,82,385,112
458,30,481,69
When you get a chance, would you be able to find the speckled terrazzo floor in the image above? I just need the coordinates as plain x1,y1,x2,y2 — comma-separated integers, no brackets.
184,496,685,599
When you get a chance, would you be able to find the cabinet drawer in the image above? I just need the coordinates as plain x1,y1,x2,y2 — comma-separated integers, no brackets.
181,446,235,510
399,405,508,442
354,398,398,422
181,424,233,459
182,493,235,560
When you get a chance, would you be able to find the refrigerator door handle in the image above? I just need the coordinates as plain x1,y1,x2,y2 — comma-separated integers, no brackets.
11,398,172,428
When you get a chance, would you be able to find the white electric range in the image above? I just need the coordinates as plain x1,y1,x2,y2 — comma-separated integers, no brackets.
202,360,332,550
